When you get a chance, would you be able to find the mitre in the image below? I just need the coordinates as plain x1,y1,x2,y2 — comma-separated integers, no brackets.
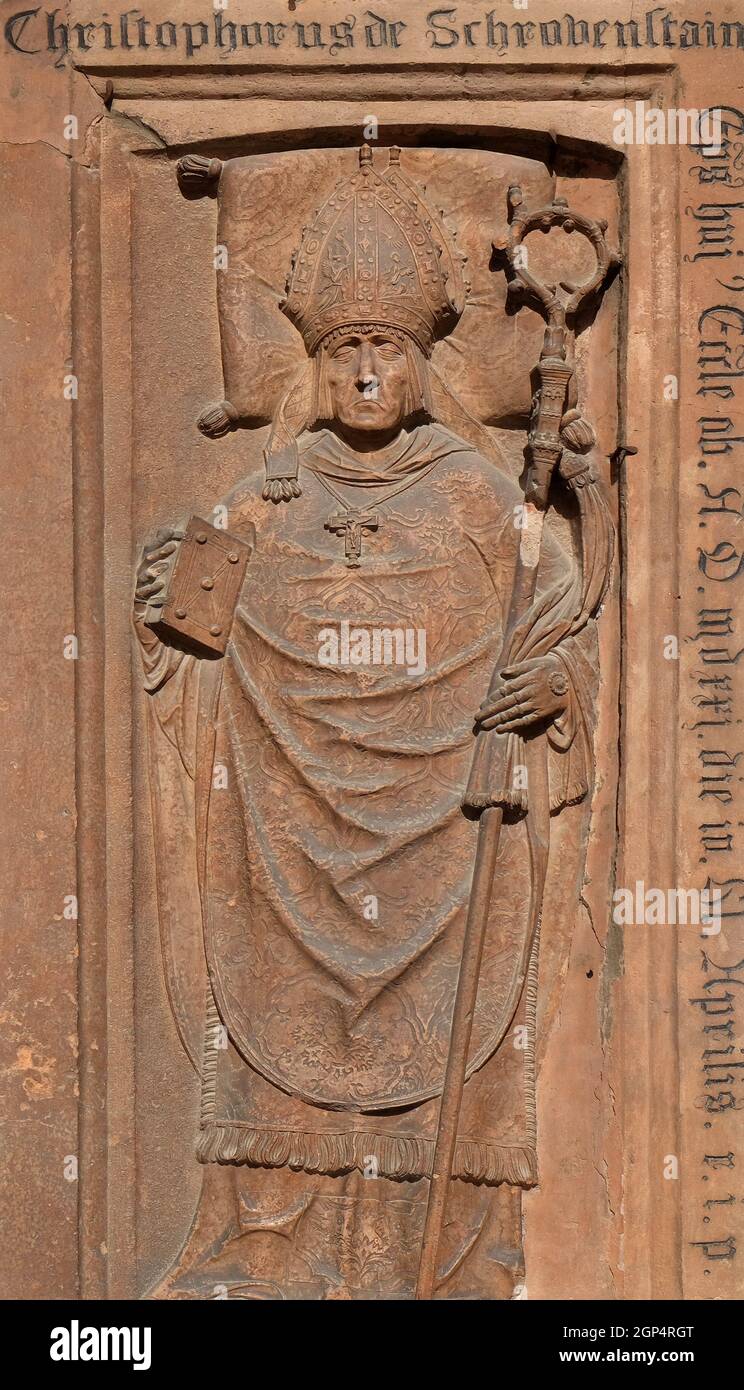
281,145,467,356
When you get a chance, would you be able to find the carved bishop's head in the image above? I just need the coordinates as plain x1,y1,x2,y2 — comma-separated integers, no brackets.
263,147,468,501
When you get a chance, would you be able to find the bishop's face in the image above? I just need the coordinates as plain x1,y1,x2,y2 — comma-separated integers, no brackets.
325,330,410,445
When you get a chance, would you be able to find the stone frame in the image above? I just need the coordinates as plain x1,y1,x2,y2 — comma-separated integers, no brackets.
71,60,685,1300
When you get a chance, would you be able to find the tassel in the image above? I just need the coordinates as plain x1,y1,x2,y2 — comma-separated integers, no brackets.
262,362,317,503
262,443,303,503
197,399,239,439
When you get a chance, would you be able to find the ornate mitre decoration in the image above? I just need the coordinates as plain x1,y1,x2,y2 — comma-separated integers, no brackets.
281,145,467,357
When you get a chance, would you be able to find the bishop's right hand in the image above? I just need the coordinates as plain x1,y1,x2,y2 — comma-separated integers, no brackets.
134,526,186,613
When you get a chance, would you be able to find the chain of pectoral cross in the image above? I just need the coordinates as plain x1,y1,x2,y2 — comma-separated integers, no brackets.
306,461,441,567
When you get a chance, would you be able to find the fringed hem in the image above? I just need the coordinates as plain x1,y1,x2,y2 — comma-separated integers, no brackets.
197,1124,538,1188
463,788,528,814
549,778,589,814
464,778,587,816
200,988,220,1126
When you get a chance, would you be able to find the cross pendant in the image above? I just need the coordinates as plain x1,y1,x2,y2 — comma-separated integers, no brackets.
325,509,379,567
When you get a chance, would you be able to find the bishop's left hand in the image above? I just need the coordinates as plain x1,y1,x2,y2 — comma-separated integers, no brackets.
475,654,570,734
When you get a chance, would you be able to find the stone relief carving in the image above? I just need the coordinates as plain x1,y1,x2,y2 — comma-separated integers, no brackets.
133,144,616,1299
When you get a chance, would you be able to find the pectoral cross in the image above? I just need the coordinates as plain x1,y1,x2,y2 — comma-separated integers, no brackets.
325,509,379,567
